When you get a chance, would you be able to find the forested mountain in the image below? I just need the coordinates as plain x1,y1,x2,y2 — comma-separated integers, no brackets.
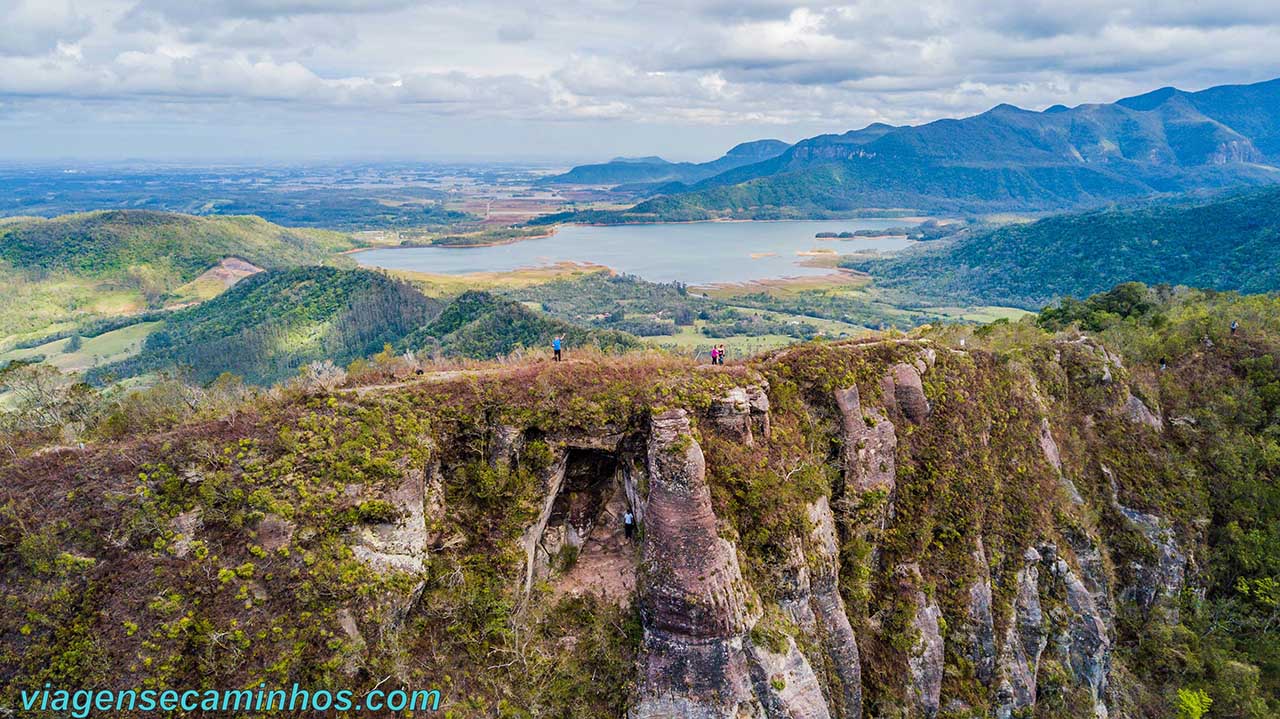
559,77,1280,220
847,186,1280,308
539,139,790,186
397,290,639,359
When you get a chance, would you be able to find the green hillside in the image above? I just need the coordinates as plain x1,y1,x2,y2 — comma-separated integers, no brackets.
397,290,640,359
95,267,441,385
92,271,640,386
0,210,357,342
0,210,353,279
848,186,1280,308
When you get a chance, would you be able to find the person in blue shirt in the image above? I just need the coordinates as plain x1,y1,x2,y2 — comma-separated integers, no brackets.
552,335,563,362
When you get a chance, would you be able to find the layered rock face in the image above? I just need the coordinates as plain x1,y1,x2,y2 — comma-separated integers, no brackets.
3,338,1199,719
623,344,1172,719
631,409,830,719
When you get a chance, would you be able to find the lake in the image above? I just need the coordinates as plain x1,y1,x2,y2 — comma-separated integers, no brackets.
354,219,919,285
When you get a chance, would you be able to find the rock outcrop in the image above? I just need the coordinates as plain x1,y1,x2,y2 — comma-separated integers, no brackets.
632,408,833,719
1102,464,1187,617
882,363,931,424
350,466,429,574
708,383,772,446
965,538,998,686
899,564,943,718
746,637,834,719
806,497,863,719
995,548,1047,718
833,385,897,498
1044,545,1111,717
1122,393,1164,432
631,409,764,718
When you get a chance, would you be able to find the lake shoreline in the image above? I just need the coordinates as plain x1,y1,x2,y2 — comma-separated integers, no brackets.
346,215,933,254
354,218,922,286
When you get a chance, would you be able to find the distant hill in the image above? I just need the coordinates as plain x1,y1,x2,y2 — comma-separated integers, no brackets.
0,210,353,280
92,269,640,385
563,77,1280,220
0,210,357,341
539,139,791,187
846,186,1280,309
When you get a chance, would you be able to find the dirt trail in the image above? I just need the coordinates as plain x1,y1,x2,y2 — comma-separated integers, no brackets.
341,358,737,397
340,360,589,396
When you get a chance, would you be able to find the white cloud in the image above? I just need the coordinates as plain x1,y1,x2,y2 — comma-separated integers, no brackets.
0,0,94,57
0,0,1278,159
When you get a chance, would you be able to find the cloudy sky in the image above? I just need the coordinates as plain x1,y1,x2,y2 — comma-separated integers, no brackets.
2,0,1279,163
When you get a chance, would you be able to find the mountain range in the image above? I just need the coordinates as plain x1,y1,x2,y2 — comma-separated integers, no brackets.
545,77,1280,220
539,139,791,187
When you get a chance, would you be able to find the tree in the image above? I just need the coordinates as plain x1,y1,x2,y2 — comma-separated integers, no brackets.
1175,688,1212,719
63,334,83,353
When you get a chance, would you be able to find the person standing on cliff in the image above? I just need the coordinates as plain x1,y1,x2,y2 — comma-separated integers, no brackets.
709,346,719,365
717,344,727,365
623,510,635,541
552,335,563,362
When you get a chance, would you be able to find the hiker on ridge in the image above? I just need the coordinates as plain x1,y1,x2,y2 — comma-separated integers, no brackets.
552,335,563,362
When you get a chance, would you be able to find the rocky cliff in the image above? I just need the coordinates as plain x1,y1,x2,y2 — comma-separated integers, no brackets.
0,324,1266,717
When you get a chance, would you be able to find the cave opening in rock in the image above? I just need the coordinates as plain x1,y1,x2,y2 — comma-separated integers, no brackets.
546,448,619,550
535,446,638,604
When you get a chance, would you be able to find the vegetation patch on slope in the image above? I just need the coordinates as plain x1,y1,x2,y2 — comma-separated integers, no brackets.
846,187,1280,309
